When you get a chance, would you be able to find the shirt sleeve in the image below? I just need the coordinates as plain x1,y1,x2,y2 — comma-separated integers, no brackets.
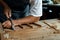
29,0,42,17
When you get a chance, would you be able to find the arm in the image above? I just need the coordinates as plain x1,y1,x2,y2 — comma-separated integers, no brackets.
0,0,11,18
13,16,40,25
13,0,42,25
2,0,42,28
0,0,9,8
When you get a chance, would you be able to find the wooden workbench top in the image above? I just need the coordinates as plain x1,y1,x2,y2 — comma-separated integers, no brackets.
0,19,60,40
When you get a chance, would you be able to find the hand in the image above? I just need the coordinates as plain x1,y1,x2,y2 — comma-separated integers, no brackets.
2,20,20,28
4,7,11,18
2,20,11,28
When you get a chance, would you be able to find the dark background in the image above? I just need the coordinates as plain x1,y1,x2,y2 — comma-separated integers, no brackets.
41,0,60,20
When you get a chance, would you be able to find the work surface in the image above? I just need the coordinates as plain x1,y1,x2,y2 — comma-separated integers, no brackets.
0,19,60,40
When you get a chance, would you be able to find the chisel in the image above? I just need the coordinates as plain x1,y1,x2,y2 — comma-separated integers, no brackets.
8,18,15,30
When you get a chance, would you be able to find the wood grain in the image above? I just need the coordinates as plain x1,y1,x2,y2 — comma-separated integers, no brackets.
1,19,60,40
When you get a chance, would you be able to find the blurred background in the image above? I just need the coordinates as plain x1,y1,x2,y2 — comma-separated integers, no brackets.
41,0,60,20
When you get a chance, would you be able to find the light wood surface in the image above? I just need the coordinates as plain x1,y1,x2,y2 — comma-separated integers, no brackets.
0,19,60,40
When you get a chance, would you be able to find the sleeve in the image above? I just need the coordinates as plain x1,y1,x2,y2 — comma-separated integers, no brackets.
29,0,42,17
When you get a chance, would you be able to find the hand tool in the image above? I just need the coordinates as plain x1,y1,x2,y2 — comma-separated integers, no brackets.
7,11,15,30
8,17,15,30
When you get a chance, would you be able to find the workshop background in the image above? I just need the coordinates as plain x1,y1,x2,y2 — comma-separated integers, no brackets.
41,0,60,20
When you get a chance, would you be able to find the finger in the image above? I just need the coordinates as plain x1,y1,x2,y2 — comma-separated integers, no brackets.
9,10,11,17
2,21,9,27
3,24,7,27
4,23,11,28
4,10,9,18
5,11,11,18
2,21,7,27
3,22,8,27
7,12,10,18
2,22,5,26
5,22,11,28
8,10,11,18
6,13,9,18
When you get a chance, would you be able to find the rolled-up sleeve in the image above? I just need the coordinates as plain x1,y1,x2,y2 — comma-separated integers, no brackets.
29,0,42,17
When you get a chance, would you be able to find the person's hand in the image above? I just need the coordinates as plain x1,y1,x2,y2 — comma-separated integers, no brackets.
2,20,11,28
2,20,20,28
4,7,11,18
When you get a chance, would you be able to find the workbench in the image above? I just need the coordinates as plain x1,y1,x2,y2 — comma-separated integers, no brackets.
0,19,60,40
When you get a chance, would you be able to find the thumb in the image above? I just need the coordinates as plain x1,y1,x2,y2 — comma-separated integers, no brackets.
5,12,9,18
7,10,11,18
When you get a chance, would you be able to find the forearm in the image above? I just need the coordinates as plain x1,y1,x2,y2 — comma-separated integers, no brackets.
13,16,40,25
0,0,9,8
